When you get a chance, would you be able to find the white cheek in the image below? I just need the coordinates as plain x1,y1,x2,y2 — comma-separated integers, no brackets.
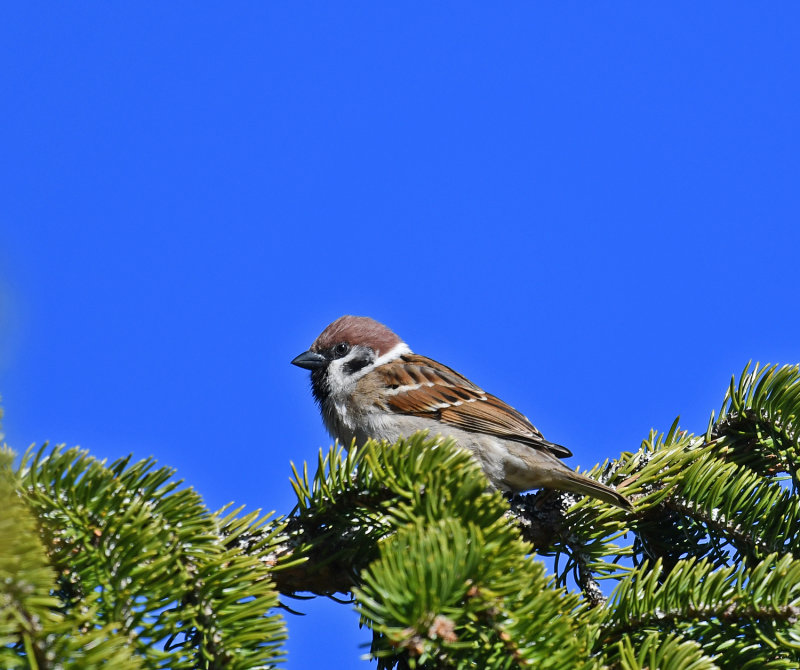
323,342,412,445
326,355,372,427
326,358,357,405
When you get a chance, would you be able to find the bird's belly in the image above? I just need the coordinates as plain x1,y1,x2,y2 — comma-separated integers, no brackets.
360,413,538,491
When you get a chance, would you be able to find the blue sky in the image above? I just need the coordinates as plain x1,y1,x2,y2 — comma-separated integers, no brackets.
2,4,799,668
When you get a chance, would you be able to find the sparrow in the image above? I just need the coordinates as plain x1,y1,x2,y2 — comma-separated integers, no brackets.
291,315,632,509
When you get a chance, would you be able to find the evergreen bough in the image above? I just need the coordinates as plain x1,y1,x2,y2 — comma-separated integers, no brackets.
1,361,799,668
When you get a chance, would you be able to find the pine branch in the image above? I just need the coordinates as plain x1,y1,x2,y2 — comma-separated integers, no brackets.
9,445,285,669
596,554,800,667
508,491,610,606
666,498,771,556
605,601,800,640
612,632,719,670
712,363,800,484
5,360,800,668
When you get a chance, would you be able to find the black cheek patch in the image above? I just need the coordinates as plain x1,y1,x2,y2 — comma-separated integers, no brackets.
344,353,372,376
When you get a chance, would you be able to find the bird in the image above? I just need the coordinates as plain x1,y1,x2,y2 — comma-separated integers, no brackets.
291,315,632,510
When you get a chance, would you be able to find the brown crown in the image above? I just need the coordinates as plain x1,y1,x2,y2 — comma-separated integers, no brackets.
311,315,402,356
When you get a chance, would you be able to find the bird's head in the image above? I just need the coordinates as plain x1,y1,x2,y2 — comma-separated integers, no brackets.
291,315,410,404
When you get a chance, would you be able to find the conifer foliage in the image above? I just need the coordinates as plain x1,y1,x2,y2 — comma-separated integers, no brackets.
1,362,799,668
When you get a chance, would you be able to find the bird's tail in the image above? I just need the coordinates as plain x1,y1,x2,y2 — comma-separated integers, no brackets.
550,467,633,510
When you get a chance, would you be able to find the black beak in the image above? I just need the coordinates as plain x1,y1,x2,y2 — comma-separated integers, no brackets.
291,350,327,370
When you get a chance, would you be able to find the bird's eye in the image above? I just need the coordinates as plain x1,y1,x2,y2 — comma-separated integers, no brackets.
333,343,350,359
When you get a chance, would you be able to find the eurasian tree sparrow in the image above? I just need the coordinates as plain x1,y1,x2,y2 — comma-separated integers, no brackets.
292,315,632,510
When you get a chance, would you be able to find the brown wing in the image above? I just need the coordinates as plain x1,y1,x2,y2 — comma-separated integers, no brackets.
378,354,572,459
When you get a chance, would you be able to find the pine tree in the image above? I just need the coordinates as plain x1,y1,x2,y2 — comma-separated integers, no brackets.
1,362,799,668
